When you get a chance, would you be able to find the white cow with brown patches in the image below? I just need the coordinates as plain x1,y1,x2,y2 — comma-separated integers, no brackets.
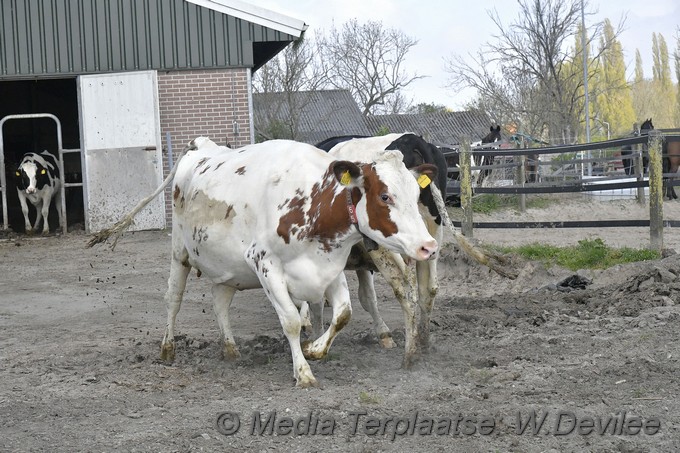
315,133,447,367
163,137,438,387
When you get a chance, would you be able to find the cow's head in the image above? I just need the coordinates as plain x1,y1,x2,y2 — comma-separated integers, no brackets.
15,160,49,194
334,150,438,261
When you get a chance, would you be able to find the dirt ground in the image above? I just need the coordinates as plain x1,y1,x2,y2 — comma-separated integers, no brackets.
2,196,680,452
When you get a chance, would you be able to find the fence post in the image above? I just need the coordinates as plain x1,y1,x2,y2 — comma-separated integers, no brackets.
634,141,645,205
648,130,663,251
516,154,526,212
460,139,473,237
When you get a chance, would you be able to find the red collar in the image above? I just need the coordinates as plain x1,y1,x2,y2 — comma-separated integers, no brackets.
346,189,358,224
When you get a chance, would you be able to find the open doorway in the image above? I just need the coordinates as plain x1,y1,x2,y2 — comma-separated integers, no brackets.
0,78,84,233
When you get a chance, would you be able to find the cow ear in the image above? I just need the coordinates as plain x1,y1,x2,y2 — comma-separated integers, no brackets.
411,164,438,189
330,160,362,187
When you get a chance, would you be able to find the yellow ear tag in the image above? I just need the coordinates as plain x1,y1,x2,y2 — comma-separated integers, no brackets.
15,171,20,176
340,170,351,186
417,174,431,188
41,169,46,175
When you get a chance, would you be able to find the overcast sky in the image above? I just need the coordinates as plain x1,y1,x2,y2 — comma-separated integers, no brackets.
246,0,679,110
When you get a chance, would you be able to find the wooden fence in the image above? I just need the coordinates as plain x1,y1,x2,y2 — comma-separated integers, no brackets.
443,129,680,251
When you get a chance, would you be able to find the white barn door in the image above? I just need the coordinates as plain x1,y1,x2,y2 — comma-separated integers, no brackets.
78,70,165,232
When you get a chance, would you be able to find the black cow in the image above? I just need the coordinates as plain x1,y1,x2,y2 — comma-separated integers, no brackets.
15,150,63,234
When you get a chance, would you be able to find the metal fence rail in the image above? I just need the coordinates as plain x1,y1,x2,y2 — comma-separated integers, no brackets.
444,130,680,251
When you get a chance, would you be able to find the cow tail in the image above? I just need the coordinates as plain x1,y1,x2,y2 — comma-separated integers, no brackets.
86,142,193,250
428,183,518,280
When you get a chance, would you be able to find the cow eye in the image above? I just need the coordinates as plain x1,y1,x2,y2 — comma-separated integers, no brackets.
380,193,394,205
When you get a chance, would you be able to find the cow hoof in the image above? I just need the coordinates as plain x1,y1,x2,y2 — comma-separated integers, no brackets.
160,343,176,362
379,333,396,349
222,343,241,360
401,352,420,370
296,376,320,388
301,340,327,360
416,335,431,353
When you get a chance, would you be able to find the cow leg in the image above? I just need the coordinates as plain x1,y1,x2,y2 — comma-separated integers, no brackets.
302,272,352,360
160,256,191,362
212,284,240,360
39,194,52,234
299,301,315,337
369,249,419,368
17,192,34,234
416,223,443,351
54,191,64,232
415,259,437,351
356,269,395,348
29,199,44,232
269,287,318,388
305,299,324,340
247,253,317,388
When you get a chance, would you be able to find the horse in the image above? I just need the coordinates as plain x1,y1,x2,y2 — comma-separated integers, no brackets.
662,128,680,200
475,125,501,184
621,118,680,200
621,119,653,176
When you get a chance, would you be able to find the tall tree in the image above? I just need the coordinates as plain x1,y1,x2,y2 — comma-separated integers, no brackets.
634,49,644,84
651,33,676,127
444,0,622,144
675,33,680,125
631,48,655,124
592,19,635,137
316,19,423,115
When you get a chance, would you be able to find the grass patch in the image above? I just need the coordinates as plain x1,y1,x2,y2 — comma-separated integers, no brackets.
358,391,381,404
494,238,659,270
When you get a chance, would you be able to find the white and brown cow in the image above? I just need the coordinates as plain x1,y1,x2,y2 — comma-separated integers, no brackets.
15,150,63,234
315,133,448,367
163,137,438,387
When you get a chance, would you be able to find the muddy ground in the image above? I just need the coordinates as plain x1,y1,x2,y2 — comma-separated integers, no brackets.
1,198,680,452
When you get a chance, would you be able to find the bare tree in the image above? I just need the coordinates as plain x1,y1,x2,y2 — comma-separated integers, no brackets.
252,37,327,141
317,19,424,115
445,0,623,143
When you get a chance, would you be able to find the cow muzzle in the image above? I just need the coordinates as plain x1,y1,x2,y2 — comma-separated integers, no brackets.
416,239,438,261
26,187,36,194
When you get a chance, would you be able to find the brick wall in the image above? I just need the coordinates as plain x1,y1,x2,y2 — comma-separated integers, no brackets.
157,68,252,225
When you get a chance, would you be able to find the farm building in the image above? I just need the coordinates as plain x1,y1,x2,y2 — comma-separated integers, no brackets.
253,89,496,147
0,0,307,233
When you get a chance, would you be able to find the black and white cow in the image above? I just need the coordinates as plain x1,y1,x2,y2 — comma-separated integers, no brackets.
15,150,63,234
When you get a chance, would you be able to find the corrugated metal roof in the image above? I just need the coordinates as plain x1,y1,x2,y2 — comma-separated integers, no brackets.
253,89,371,144
365,111,494,147
253,89,496,147
0,0,300,78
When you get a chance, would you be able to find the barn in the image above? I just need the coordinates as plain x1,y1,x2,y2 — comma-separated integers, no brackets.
0,0,307,233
